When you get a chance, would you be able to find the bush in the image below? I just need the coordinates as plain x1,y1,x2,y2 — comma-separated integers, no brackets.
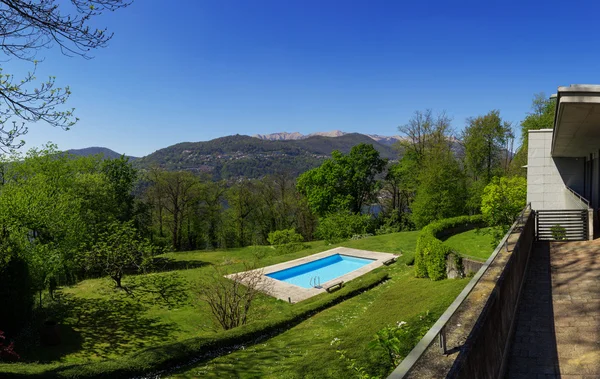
316,212,373,244
414,215,484,281
550,224,566,241
267,229,305,253
1,271,389,378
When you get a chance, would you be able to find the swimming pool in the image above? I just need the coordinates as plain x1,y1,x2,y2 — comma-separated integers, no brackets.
266,254,375,289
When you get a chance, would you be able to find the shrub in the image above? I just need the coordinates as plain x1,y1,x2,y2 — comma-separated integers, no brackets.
316,212,373,244
414,215,484,280
550,224,566,240
267,229,305,253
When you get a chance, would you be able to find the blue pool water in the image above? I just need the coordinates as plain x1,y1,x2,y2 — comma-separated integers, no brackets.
266,254,375,289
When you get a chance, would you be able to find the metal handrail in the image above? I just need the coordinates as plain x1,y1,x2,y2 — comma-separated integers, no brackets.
565,186,590,207
387,203,532,379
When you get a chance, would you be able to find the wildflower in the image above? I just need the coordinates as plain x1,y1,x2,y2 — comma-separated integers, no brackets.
330,337,340,345
396,321,407,328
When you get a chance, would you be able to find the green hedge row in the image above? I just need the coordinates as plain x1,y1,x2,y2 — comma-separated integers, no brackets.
414,215,485,281
1,270,389,379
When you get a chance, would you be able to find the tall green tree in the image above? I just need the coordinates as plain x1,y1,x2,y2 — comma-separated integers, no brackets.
297,143,386,216
462,110,513,213
410,144,466,229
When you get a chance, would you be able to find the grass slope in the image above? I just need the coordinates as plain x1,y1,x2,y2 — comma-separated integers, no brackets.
169,236,469,378
443,227,495,261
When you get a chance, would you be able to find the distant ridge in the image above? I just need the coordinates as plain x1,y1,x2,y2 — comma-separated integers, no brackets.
133,133,398,180
67,147,137,161
253,130,404,146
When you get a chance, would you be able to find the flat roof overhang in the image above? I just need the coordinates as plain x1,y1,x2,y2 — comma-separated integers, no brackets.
552,85,600,157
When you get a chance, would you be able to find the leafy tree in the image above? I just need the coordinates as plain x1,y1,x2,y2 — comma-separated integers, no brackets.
480,176,527,227
511,93,556,176
101,156,137,222
145,169,201,250
83,221,155,289
462,110,513,213
0,0,131,150
411,144,466,229
297,143,386,216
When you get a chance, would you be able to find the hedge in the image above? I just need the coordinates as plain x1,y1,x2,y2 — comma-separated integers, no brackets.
414,215,485,281
0,270,389,379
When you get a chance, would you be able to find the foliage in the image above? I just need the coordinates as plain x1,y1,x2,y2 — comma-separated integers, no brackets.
316,212,373,244
462,110,514,213
267,228,305,254
411,145,466,229
82,221,156,288
297,143,387,216
368,311,436,370
550,224,567,241
200,265,271,330
414,215,484,280
480,176,527,227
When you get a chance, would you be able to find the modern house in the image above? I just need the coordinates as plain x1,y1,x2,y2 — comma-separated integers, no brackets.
526,84,600,240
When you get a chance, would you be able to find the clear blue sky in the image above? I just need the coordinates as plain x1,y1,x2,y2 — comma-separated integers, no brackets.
10,0,600,156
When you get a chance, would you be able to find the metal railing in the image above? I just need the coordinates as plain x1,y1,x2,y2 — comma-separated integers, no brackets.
565,186,590,208
388,203,532,379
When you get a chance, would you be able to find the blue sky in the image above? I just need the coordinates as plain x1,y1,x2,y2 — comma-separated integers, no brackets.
10,0,600,156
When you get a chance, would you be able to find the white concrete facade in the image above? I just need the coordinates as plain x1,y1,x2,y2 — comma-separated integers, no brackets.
527,129,587,210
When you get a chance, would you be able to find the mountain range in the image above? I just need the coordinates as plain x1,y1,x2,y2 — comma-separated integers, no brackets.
253,130,403,146
67,131,402,180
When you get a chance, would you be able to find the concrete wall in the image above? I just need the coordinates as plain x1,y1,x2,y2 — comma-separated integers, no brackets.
448,213,536,379
527,129,585,210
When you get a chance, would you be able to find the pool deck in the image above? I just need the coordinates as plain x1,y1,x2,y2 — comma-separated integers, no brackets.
226,247,399,303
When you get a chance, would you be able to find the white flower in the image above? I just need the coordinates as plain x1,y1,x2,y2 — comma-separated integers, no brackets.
396,321,407,328
330,337,340,345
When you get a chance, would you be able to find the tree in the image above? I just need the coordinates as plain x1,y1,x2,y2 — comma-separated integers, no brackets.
297,143,386,216
462,110,513,213
83,221,154,289
510,93,556,176
397,109,453,165
101,156,137,222
146,170,201,251
410,144,466,229
0,0,131,150
480,176,527,227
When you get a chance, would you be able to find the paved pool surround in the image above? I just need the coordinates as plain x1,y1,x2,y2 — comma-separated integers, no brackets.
226,247,399,303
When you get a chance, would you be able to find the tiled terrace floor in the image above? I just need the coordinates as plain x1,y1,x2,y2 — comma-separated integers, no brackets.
505,240,600,379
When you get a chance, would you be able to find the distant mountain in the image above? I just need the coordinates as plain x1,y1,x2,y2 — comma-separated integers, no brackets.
67,147,137,161
134,133,398,180
253,130,404,146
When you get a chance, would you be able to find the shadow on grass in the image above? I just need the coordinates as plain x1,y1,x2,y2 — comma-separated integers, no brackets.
19,293,180,363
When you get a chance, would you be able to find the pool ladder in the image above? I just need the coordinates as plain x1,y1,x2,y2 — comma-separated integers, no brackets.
310,276,322,288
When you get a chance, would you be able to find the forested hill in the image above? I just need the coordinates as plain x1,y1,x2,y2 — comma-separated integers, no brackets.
133,133,398,180
67,147,137,161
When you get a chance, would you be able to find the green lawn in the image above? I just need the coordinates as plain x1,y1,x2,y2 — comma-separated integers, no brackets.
443,227,496,261
0,229,474,378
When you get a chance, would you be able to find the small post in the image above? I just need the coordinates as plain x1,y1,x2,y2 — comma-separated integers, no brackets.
439,325,447,354
288,297,292,304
